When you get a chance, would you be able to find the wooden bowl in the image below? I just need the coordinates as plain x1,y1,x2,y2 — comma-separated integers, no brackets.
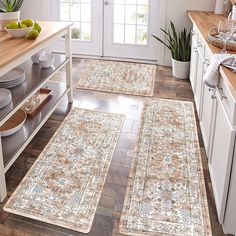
0,109,27,137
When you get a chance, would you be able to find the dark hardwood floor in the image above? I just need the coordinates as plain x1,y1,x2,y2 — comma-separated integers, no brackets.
0,59,230,236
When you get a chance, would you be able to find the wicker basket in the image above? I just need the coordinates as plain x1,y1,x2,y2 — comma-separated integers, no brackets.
208,27,236,51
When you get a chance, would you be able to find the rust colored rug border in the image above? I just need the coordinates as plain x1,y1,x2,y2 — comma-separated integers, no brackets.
76,60,156,97
119,98,212,236
4,108,125,233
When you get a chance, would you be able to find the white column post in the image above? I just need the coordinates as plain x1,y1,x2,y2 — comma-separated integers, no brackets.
65,26,73,103
0,137,7,202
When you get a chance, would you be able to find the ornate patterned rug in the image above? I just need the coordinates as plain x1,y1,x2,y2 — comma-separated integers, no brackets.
76,60,156,97
4,109,125,233
119,99,212,236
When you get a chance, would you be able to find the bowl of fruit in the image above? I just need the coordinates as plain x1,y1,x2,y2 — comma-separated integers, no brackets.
4,19,41,39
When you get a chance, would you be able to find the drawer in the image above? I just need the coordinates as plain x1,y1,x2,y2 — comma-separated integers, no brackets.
218,77,236,125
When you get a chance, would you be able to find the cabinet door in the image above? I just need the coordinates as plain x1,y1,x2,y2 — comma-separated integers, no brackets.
189,28,198,94
209,91,236,223
195,52,204,118
200,85,215,158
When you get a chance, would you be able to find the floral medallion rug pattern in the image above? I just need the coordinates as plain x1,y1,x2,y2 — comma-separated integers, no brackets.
76,60,156,97
4,109,124,233
119,99,212,236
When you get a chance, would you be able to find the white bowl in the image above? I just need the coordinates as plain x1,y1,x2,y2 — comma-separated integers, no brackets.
5,26,33,38
31,49,46,64
39,54,54,68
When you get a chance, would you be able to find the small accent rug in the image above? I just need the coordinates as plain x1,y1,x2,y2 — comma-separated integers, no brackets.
76,60,156,97
4,109,125,233
119,99,212,236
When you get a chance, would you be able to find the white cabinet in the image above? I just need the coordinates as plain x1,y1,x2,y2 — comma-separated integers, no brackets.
200,49,214,158
189,20,236,235
200,86,215,158
189,26,198,94
224,150,236,233
208,90,236,223
194,36,205,118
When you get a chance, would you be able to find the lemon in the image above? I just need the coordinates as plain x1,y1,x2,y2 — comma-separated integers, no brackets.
26,30,39,40
5,21,19,29
33,22,41,33
21,19,34,27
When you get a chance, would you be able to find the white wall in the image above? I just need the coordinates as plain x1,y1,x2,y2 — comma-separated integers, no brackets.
21,0,50,21
162,0,215,65
21,0,215,65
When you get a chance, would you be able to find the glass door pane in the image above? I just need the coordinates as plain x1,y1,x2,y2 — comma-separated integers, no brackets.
51,0,103,56
59,0,92,41
113,0,148,45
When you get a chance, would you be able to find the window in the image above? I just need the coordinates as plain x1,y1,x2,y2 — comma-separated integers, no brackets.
59,0,92,41
113,0,149,45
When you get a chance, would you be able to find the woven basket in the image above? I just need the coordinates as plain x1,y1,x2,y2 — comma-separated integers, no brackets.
208,27,236,51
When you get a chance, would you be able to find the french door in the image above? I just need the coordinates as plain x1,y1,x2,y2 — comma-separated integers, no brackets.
104,0,159,60
51,0,103,55
51,0,161,61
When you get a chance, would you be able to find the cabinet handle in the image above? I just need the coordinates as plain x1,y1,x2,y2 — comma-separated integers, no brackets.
211,95,216,100
194,47,198,53
198,42,203,48
204,59,210,67
209,88,215,92
219,88,227,100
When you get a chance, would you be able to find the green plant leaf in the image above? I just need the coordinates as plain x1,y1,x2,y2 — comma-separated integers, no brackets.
0,0,24,12
152,34,171,50
152,21,191,61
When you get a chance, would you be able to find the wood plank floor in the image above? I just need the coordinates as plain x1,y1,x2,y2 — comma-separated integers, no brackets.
0,59,230,236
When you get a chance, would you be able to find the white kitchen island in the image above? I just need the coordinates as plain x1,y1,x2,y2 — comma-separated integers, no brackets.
0,21,73,202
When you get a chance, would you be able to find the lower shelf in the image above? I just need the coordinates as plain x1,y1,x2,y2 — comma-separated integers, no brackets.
2,81,70,172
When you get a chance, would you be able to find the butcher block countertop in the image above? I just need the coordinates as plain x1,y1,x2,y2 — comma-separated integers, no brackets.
0,21,72,71
188,11,236,99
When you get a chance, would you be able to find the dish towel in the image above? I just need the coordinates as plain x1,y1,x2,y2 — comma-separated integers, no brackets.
203,54,236,88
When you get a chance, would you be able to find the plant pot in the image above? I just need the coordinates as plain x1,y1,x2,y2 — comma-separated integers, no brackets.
0,11,20,31
171,58,190,79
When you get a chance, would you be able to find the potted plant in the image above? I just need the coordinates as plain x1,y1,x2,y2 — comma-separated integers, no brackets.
0,0,24,31
153,21,191,79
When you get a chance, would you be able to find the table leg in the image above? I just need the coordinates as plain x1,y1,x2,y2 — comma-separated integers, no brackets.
65,27,73,103
0,138,7,202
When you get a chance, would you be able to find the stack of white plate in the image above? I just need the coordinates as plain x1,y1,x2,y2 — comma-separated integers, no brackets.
0,68,25,88
0,88,12,109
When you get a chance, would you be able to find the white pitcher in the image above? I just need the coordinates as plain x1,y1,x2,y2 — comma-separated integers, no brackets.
215,0,225,14
228,5,236,20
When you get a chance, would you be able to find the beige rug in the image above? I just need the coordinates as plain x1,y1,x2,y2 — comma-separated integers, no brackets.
119,99,212,236
76,60,156,97
4,109,125,233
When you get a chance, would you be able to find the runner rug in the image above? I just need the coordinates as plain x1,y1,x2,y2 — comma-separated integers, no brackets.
4,109,124,233
76,60,156,97
119,99,212,236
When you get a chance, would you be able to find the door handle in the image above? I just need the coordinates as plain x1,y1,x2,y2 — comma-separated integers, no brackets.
104,1,110,5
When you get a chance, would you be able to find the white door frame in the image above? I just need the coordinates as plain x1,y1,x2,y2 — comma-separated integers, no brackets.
103,0,166,62
44,0,166,64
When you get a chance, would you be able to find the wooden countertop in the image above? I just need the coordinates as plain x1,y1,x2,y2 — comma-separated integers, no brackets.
188,11,236,99
0,21,72,70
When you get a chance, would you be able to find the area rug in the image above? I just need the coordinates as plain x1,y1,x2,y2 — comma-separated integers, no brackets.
76,60,156,97
4,109,125,233
119,99,212,236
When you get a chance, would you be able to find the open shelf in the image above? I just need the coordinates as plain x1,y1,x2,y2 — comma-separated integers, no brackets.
2,81,69,171
0,54,68,126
